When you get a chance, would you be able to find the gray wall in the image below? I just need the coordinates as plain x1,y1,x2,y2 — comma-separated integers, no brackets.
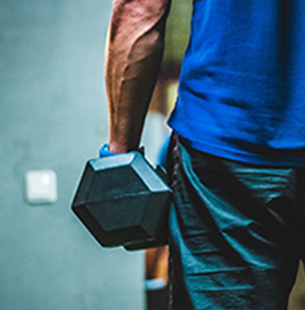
0,1,145,309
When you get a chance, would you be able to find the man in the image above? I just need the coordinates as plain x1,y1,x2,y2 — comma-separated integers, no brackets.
104,0,305,309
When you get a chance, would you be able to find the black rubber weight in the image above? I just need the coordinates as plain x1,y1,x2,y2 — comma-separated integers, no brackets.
72,152,172,250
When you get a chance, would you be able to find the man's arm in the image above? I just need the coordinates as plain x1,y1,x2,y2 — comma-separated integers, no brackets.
106,0,171,153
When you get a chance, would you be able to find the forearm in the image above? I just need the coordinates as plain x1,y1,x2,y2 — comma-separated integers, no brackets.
106,0,171,153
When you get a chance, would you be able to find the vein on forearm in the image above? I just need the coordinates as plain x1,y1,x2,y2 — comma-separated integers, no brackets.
109,18,165,117
106,0,170,150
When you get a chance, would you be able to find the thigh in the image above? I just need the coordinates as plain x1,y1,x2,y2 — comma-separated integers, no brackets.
168,135,299,310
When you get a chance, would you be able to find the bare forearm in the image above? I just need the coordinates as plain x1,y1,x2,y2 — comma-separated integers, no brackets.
106,0,170,153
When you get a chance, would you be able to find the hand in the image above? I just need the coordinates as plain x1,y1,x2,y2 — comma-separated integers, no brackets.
99,143,145,158
99,143,120,158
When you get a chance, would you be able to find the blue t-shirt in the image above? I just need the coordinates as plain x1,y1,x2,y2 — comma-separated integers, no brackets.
168,0,305,166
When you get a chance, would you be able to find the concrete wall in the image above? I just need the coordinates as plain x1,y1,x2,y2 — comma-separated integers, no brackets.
0,1,145,309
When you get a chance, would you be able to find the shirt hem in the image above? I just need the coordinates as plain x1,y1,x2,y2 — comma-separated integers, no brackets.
169,126,305,168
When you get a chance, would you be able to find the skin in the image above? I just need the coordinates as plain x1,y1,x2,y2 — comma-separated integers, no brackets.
106,0,171,153
145,246,169,282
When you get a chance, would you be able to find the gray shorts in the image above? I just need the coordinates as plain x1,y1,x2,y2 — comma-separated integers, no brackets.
168,134,305,310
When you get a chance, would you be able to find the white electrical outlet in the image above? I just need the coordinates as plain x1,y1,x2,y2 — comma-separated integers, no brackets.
25,170,57,204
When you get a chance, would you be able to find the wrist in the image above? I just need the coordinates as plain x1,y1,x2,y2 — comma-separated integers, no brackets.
109,132,141,154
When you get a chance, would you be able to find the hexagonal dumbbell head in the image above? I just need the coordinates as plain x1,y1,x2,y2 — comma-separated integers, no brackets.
72,152,172,248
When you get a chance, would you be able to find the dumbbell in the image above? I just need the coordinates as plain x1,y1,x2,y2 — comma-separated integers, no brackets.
71,151,172,250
